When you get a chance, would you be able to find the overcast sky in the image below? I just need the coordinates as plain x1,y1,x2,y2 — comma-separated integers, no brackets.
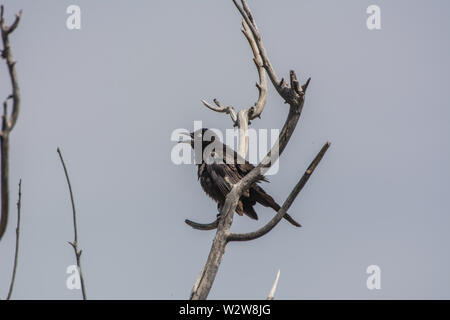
0,0,449,299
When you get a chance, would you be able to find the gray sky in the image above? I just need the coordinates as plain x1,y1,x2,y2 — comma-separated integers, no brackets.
0,0,449,299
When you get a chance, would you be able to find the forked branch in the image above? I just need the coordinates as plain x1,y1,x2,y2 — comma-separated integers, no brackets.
0,6,21,132
189,0,330,300
201,99,237,124
201,4,267,129
233,0,312,104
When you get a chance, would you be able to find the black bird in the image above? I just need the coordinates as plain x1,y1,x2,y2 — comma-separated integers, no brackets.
181,128,301,227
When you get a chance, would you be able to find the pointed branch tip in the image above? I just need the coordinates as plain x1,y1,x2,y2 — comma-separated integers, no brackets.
302,77,311,93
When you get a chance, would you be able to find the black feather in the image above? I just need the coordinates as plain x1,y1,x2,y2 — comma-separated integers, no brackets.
192,128,301,227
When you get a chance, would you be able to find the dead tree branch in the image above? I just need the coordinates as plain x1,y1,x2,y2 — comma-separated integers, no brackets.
189,0,330,300
0,6,22,241
6,179,21,300
201,6,268,159
267,269,280,300
57,148,87,300
241,20,267,120
185,217,220,231
227,142,330,242
201,99,237,124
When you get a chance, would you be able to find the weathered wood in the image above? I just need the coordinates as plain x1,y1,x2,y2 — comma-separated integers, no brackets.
189,0,330,300
0,6,22,241
185,217,220,231
227,142,330,242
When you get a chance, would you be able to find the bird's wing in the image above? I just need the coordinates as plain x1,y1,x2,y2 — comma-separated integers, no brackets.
206,163,241,195
223,144,269,183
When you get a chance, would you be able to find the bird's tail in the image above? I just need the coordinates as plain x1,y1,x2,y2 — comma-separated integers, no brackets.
253,186,301,227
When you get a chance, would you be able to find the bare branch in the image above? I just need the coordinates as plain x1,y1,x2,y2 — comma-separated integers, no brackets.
190,268,205,298
57,148,78,243
0,6,22,35
267,269,280,300
189,1,329,300
227,142,330,242
233,0,312,105
201,99,237,124
185,217,220,231
0,6,22,241
0,5,22,132
236,109,249,158
241,20,267,120
232,101,307,202
0,90,11,243
191,89,309,300
190,189,240,300
232,0,282,93
57,148,87,300
290,70,301,95
201,6,267,130
6,179,21,300
302,77,311,93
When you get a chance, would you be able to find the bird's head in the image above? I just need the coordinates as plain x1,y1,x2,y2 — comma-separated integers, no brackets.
179,128,218,151
179,128,224,164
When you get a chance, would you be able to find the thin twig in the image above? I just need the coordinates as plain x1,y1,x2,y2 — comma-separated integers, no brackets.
57,148,87,300
6,179,21,300
267,269,280,300
201,99,237,124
